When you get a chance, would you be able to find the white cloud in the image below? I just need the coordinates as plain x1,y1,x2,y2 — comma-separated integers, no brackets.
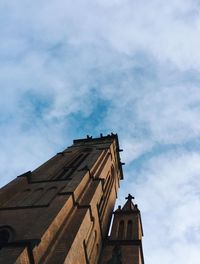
121,137,153,163
1,1,200,263
124,150,200,264
135,85,200,144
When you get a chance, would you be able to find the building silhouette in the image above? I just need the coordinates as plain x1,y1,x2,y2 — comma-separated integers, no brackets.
0,134,144,263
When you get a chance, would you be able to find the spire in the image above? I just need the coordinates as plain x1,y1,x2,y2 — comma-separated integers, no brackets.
121,193,137,212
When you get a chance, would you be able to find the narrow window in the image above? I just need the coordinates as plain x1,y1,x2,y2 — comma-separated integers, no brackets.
127,220,133,239
118,220,124,239
111,165,115,177
56,153,89,180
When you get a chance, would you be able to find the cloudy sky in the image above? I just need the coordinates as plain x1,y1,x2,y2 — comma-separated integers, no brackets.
1,0,200,263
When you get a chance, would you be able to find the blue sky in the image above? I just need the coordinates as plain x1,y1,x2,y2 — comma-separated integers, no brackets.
1,0,200,263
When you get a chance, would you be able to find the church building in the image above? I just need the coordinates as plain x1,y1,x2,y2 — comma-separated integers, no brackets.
0,134,144,263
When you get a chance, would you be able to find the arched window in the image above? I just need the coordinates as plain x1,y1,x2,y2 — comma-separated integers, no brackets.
0,226,14,244
15,188,31,207
118,220,124,239
23,188,43,206
35,187,57,206
56,152,90,180
3,188,31,207
127,220,133,239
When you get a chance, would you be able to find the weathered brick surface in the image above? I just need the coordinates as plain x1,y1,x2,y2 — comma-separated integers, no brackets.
0,135,123,264
99,245,142,264
0,247,29,264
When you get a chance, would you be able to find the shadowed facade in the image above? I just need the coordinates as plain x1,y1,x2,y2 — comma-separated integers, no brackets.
0,134,144,264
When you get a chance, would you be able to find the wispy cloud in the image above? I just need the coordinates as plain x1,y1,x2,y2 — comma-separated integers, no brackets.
1,0,200,263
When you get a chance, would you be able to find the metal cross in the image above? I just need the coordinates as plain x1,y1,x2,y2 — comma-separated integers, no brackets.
125,194,135,201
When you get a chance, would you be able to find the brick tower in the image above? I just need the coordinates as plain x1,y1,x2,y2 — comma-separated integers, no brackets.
99,194,144,264
0,134,144,264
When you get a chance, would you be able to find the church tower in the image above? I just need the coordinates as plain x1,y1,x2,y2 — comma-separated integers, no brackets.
0,134,144,264
99,194,144,264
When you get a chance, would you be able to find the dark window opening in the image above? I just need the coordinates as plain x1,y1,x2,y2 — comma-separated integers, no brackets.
127,220,133,239
0,226,14,249
0,229,10,243
57,153,89,180
118,220,124,240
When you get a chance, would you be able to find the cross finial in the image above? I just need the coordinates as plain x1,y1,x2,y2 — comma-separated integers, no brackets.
125,194,135,201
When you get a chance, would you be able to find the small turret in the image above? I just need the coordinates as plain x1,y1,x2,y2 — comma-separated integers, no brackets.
99,194,144,264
